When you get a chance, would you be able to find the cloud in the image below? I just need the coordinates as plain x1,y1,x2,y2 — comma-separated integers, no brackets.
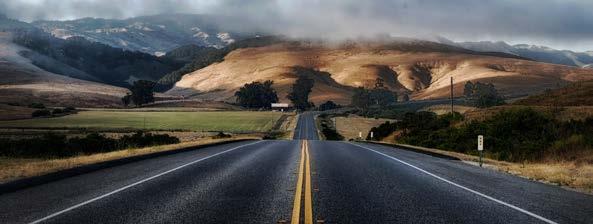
1,0,592,51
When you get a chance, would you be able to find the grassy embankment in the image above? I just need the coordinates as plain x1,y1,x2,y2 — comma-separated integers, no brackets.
0,110,293,183
334,111,593,194
0,135,259,184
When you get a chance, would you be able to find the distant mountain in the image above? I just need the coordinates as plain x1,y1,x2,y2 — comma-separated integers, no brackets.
1,16,183,87
435,37,593,68
32,14,254,55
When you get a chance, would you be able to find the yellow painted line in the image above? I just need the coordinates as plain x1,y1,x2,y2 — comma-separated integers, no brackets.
304,140,314,224
291,141,306,224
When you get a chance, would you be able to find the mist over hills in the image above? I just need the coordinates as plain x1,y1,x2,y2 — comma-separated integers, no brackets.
1,13,593,107
32,14,254,55
435,37,593,68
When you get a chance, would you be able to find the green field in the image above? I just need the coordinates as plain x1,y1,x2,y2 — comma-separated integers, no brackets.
0,111,284,132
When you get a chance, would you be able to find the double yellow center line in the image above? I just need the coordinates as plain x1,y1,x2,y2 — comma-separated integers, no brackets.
291,140,313,224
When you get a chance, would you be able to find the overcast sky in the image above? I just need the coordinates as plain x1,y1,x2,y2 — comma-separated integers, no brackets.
1,0,592,51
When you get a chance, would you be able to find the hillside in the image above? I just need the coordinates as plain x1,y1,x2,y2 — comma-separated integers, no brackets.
515,80,593,106
0,32,127,107
32,14,252,55
168,40,593,105
437,38,593,68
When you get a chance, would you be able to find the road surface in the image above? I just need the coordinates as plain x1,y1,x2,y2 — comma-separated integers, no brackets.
1,112,593,223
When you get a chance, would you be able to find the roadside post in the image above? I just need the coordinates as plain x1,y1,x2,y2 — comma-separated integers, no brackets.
370,132,374,140
478,135,484,167
358,132,362,139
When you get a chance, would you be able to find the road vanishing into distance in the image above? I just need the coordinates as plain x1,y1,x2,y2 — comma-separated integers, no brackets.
2,112,593,223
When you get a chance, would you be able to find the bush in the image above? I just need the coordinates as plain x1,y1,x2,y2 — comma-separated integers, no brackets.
212,132,232,139
0,131,180,158
32,109,51,117
318,114,344,141
52,108,64,114
28,102,45,109
319,101,340,111
386,108,593,162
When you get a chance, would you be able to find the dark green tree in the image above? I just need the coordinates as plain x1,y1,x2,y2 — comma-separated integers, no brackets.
464,81,475,98
351,87,370,109
370,89,397,107
130,80,156,106
463,81,504,108
287,76,315,110
319,101,339,111
121,93,131,107
234,80,279,108
401,93,410,102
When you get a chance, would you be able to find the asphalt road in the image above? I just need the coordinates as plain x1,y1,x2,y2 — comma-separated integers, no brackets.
1,112,593,223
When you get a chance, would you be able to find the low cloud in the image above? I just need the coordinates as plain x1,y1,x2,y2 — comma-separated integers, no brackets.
1,0,592,51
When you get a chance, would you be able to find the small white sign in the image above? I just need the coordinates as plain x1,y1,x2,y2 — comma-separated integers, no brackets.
359,132,362,138
271,103,289,108
370,132,374,139
478,135,484,151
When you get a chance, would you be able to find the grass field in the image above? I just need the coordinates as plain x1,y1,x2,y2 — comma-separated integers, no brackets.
335,115,395,140
0,111,284,132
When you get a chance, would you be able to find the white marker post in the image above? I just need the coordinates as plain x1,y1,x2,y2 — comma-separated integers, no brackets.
370,132,374,140
359,132,362,139
478,135,484,167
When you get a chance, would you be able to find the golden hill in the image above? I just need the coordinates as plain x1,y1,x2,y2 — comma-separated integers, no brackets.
168,41,593,105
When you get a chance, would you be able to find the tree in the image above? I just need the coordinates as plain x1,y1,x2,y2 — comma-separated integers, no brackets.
287,76,315,110
234,80,279,108
375,77,385,89
463,81,504,108
352,87,371,109
319,101,339,111
401,93,410,102
121,93,131,107
464,81,474,98
370,89,397,107
129,80,156,106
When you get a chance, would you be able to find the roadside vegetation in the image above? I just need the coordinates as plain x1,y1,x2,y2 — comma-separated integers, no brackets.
0,131,179,158
368,108,593,163
0,135,259,184
317,113,344,140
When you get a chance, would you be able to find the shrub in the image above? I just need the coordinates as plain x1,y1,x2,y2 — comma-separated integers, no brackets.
318,114,344,141
28,102,45,109
213,132,232,139
386,108,593,162
0,131,180,158
52,108,64,114
32,109,51,117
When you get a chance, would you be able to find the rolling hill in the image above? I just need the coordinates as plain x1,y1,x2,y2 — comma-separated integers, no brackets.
168,39,593,105
0,32,127,107
32,14,252,55
435,37,593,68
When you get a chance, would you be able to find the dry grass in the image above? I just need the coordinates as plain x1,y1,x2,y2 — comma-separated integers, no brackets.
278,113,298,139
0,104,34,120
464,105,593,121
0,135,259,184
420,104,477,115
335,115,395,140
377,142,593,194
515,80,593,106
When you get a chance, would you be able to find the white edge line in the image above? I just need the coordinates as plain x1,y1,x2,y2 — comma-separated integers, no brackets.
346,142,558,224
29,140,262,224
